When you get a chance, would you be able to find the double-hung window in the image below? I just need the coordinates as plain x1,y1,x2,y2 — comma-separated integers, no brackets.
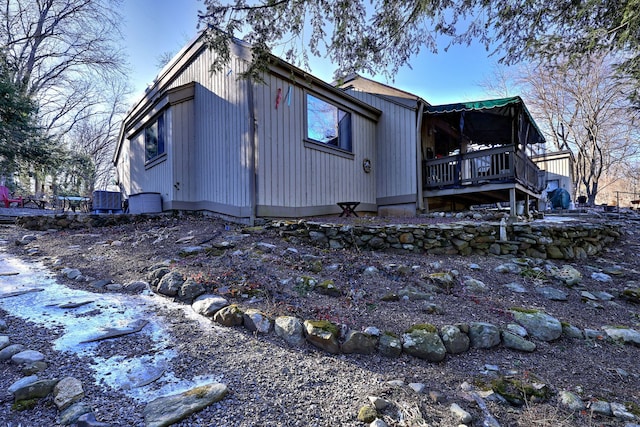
145,112,165,162
306,94,352,152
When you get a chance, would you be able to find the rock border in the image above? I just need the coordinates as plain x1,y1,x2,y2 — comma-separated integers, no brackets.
144,264,640,425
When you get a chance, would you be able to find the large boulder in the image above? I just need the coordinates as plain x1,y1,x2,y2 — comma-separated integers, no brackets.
494,263,522,274
177,279,205,302
0,344,25,361
178,246,205,257
341,330,378,354
243,309,272,334
602,327,640,346
13,378,58,402
143,383,228,427
123,280,149,294
535,287,568,301
147,267,170,288
402,324,446,362
440,325,469,354
75,412,112,427
58,402,93,426
510,309,562,341
11,349,45,365
0,335,10,351
8,375,38,394
274,316,305,347
378,332,402,358
501,331,536,352
213,305,244,327
303,320,340,354
191,295,229,317
156,271,185,297
468,322,501,349
53,377,85,411
462,278,487,294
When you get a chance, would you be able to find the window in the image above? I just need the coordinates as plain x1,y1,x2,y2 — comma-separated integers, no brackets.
145,112,165,161
546,179,559,191
306,94,352,152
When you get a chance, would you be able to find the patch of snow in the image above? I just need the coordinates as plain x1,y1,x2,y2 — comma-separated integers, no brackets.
0,251,220,402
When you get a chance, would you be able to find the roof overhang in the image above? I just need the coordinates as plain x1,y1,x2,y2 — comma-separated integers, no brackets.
113,29,381,165
425,96,546,146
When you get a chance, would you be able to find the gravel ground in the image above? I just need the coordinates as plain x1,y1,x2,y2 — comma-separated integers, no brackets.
1,211,639,426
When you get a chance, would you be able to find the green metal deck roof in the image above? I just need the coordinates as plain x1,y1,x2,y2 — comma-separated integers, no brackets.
426,96,546,145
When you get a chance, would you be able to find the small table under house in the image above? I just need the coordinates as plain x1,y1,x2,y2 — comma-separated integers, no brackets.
337,201,360,217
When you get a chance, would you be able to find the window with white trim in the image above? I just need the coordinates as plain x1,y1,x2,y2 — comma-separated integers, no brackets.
306,94,352,152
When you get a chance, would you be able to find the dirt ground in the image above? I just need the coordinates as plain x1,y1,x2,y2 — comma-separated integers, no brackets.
2,211,640,426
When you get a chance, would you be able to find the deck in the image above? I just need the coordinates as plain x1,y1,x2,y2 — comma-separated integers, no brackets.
422,145,544,212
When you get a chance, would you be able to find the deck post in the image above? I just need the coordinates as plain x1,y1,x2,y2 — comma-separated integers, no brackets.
509,188,516,216
524,194,530,216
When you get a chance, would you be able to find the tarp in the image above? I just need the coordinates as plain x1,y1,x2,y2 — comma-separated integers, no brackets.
426,96,546,146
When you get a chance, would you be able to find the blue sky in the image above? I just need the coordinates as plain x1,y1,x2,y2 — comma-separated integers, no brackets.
122,0,498,105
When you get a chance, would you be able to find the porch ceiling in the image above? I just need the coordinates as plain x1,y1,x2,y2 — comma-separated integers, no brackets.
425,96,545,147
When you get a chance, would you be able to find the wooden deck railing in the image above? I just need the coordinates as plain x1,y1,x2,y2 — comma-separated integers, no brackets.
423,145,543,191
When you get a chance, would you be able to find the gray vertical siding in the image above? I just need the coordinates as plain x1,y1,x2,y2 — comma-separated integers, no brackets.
534,153,574,192
253,73,377,214
170,100,196,202
166,50,252,212
118,37,380,219
539,156,571,178
346,90,417,202
116,140,131,196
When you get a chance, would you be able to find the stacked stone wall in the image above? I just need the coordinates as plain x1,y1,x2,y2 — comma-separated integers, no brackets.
14,214,621,260
15,213,152,230
270,220,621,260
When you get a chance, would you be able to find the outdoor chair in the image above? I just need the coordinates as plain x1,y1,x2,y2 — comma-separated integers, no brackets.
0,185,24,208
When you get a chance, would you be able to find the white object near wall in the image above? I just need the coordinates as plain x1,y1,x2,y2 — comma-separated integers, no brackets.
499,218,507,241
128,192,162,214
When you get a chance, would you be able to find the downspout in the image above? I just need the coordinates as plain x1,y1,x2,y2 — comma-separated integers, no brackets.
247,77,258,226
416,101,425,211
510,106,516,182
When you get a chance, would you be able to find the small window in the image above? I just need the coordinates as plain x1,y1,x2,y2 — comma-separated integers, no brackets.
145,112,165,161
546,179,559,191
306,94,352,152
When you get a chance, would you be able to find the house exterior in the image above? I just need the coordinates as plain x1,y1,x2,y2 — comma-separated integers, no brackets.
341,76,546,216
115,32,549,222
339,75,428,216
531,150,575,206
114,34,380,223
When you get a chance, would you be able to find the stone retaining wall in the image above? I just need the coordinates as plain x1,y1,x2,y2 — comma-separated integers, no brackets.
15,213,155,230
14,214,622,260
270,219,622,260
